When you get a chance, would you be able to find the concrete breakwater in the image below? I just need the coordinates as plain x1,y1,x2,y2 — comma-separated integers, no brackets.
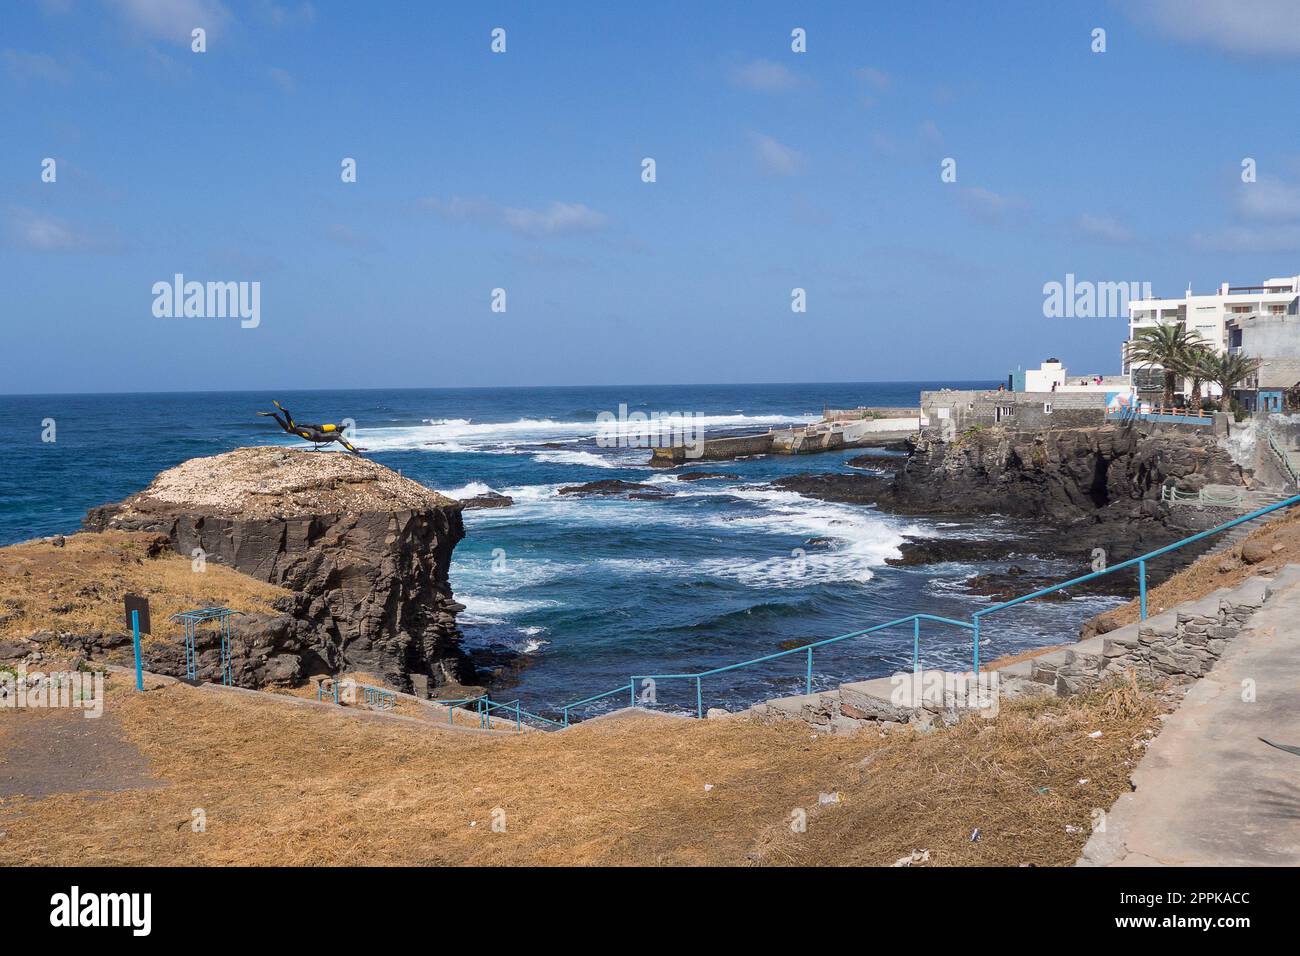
649,407,923,466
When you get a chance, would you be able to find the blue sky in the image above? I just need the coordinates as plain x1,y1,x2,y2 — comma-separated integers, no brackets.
4,0,1300,393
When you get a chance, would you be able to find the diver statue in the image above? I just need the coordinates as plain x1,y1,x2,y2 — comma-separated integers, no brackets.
259,400,364,454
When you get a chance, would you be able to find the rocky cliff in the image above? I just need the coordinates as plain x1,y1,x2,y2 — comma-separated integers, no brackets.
776,424,1246,562
894,425,1243,520
85,447,476,695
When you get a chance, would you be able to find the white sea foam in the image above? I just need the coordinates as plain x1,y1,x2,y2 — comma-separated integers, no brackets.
457,593,560,624
691,486,904,586
531,450,616,468
437,481,496,499
347,413,816,458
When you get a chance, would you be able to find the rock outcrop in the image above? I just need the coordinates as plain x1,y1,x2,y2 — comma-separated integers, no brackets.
777,424,1246,560
84,447,476,695
892,426,1243,519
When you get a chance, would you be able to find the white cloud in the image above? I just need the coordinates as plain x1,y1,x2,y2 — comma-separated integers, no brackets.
751,133,803,175
854,66,891,91
323,223,381,251
728,59,803,92
1076,213,1134,244
268,66,294,92
422,197,609,239
258,1,315,27
1237,177,1300,221
106,0,232,45
958,187,1028,224
919,119,944,147
6,208,115,253
1128,0,1300,56
1190,225,1300,252
1,49,73,85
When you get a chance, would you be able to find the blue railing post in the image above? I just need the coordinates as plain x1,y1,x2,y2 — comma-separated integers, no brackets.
131,609,143,692
562,707,569,728
696,676,703,718
515,702,521,732
629,680,635,708
1139,559,1147,620
913,617,920,673
805,646,813,696
972,616,980,675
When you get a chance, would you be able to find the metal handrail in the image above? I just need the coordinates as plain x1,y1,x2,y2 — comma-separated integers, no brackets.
1160,485,1245,506
1264,427,1300,488
541,492,1300,727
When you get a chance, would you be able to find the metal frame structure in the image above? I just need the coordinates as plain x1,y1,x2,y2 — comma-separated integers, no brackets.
170,607,238,685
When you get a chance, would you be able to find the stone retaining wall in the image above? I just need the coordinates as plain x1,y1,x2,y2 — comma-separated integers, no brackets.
736,570,1295,736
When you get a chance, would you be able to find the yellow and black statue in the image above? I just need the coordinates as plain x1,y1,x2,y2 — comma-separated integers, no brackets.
259,400,363,454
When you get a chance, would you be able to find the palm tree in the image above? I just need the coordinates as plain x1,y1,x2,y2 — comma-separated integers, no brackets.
1179,345,1220,413
1204,351,1263,411
1125,323,1206,408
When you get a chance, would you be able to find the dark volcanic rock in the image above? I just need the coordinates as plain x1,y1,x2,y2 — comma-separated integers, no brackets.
893,426,1242,519
459,491,514,510
0,640,31,661
558,479,674,500
771,472,890,505
847,453,907,471
777,425,1243,565
83,446,478,695
886,538,1034,567
676,472,739,482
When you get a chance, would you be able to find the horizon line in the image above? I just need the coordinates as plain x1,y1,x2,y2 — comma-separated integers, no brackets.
0,377,1004,400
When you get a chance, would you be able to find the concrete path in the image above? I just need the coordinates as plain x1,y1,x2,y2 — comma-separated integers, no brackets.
1079,579,1300,865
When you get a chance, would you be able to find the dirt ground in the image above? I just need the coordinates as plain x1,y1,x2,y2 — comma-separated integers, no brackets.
0,669,1165,867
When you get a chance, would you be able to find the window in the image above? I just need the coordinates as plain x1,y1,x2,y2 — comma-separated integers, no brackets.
1043,402,1053,414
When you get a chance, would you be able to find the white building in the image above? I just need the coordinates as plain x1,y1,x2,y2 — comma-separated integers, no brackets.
1125,275,1300,390
1009,359,1127,393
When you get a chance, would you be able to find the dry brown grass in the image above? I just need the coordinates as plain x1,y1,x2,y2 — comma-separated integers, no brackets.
0,531,287,646
752,674,1164,866
1087,504,1300,634
0,671,1165,867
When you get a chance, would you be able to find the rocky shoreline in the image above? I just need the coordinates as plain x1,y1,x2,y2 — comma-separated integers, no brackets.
770,424,1249,617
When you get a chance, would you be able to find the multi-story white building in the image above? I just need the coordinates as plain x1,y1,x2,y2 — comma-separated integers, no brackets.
1124,275,1300,392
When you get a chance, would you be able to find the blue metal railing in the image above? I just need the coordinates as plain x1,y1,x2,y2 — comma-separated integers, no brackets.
438,694,565,732
1107,407,1214,427
625,614,974,721
362,685,397,710
318,492,1300,733
542,491,1300,728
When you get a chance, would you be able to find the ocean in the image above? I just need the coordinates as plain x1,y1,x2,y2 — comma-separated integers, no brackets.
0,382,1122,715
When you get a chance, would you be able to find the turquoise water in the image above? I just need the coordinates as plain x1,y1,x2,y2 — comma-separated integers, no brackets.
0,382,1120,713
